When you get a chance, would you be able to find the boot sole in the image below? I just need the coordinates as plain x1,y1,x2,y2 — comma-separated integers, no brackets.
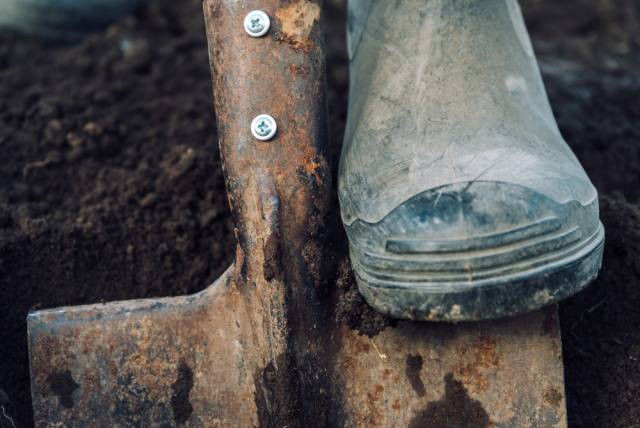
351,222,604,321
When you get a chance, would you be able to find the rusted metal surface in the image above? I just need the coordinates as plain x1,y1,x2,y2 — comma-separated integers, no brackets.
29,268,266,427
333,305,566,427
28,0,567,426
205,0,333,425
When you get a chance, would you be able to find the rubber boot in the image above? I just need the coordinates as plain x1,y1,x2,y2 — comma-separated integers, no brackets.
339,0,605,321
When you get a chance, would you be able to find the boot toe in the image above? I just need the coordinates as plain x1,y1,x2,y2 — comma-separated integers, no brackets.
346,181,604,321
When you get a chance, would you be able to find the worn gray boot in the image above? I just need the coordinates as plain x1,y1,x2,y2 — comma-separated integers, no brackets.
339,0,605,321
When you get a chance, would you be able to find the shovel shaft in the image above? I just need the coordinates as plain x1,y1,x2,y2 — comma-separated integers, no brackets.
205,0,333,424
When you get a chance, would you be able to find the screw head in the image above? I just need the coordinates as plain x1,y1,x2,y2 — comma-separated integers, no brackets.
244,10,270,37
251,114,277,141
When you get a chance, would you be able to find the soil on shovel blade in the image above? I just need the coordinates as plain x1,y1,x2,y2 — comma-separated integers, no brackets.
0,0,639,426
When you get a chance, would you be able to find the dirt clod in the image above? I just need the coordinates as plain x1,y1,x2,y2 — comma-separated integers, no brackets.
334,258,396,337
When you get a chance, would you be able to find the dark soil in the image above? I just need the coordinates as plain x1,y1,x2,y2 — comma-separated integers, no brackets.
0,0,638,427
334,258,397,337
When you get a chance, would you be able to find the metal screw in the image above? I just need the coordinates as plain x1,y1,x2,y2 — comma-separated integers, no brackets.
244,10,270,37
251,114,277,141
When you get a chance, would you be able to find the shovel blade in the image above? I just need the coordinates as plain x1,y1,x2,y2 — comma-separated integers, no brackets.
28,267,261,427
28,266,567,427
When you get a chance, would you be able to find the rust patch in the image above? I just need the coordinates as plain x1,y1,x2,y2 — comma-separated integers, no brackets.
297,143,328,190
543,386,563,408
274,0,321,52
288,63,311,78
363,384,385,426
409,373,489,428
301,156,323,183
171,361,194,425
405,354,426,397
263,231,283,282
452,334,500,393
47,371,79,409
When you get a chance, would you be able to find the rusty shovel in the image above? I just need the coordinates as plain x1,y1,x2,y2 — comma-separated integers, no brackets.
28,1,568,426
